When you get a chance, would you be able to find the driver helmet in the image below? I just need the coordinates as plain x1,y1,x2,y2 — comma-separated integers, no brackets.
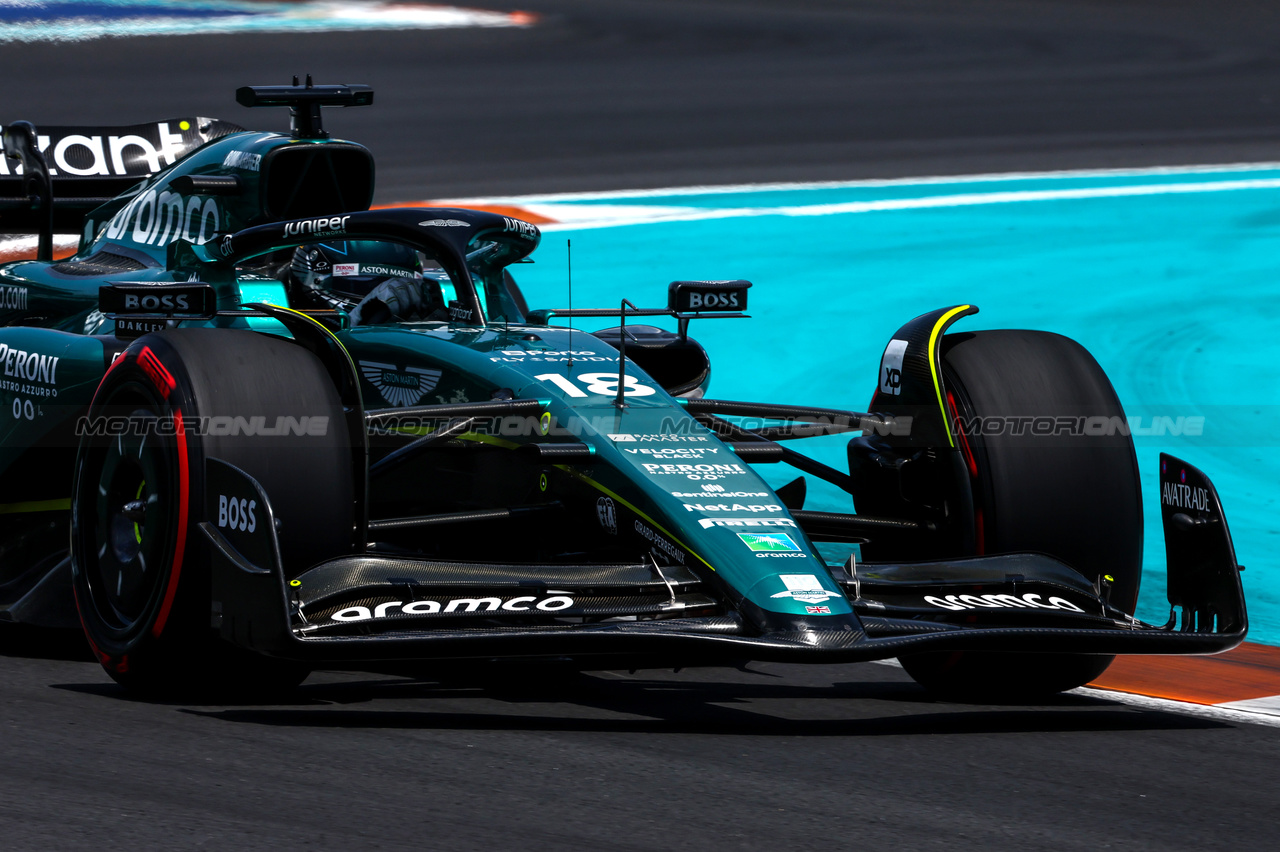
289,240,423,310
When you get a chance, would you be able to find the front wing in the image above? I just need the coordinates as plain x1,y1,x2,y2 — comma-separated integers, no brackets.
204,452,1245,667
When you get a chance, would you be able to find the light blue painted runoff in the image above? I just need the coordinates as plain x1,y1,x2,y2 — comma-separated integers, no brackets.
508,167,1280,644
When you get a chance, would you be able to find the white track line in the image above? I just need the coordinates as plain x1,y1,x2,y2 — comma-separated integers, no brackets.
1071,687,1280,729
505,177,1280,231
1217,694,1280,717
446,162,1280,205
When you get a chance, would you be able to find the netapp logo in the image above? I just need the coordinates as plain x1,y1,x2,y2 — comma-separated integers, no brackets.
329,596,575,621
684,503,782,513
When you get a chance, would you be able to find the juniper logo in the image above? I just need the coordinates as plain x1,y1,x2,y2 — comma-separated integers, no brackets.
359,360,442,407
283,215,350,238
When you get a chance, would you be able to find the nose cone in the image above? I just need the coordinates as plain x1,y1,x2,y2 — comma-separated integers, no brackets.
740,571,864,645
745,569,852,617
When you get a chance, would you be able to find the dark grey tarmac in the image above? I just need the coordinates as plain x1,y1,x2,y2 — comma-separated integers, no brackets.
6,0,1280,200
2,631,1276,851
2,1,1279,848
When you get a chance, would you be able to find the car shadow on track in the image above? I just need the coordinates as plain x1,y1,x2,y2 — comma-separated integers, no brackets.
56,666,1232,736
0,624,94,662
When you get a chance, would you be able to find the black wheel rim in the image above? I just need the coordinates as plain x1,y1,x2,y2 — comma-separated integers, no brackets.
75,385,181,639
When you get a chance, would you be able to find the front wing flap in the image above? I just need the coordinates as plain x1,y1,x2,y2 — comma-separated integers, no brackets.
204,453,1245,666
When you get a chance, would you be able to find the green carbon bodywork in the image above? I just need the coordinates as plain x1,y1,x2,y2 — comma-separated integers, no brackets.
342,322,851,618
0,126,848,623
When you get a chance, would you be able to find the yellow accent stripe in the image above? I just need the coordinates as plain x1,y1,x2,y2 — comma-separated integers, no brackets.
388,429,517,448
458,432,518,449
398,429,713,571
0,498,71,515
556,467,716,573
259,304,362,401
928,305,972,448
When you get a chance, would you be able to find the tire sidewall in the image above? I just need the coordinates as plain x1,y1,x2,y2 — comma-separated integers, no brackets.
72,338,206,678
942,329,1143,610
900,329,1143,698
71,329,353,691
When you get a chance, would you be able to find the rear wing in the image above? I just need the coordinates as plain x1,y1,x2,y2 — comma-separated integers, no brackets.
0,117,244,246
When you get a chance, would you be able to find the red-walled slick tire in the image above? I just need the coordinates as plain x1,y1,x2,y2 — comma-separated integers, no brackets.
70,329,353,697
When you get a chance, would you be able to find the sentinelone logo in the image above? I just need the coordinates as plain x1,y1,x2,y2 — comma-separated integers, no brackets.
0,1,535,43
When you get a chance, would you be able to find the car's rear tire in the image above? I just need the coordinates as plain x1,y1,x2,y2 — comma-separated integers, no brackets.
898,330,1142,700
71,329,354,698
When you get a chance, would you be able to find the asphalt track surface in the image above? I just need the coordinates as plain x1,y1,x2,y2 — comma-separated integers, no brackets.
8,0,1280,199
4,1,1280,849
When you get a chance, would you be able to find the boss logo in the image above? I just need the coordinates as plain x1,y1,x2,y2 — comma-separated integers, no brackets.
123,293,190,311
102,285,213,320
671,280,750,312
686,291,740,310
217,494,257,533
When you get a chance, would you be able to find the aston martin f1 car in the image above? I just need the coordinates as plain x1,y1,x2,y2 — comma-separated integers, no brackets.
0,82,1246,699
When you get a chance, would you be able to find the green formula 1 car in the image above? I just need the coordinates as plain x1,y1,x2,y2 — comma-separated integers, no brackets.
0,81,1246,699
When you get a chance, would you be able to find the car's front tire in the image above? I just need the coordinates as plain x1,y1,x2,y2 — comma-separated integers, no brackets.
71,329,353,698
898,329,1143,699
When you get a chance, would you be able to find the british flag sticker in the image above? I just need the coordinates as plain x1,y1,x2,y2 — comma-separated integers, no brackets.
805,605,831,614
